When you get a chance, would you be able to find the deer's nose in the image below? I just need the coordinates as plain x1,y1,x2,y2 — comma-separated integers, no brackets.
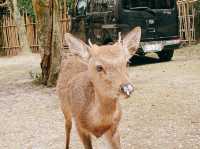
120,83,134,97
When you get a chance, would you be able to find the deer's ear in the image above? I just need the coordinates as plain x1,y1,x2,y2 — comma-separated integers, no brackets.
64,33,91,60
122,27,141,58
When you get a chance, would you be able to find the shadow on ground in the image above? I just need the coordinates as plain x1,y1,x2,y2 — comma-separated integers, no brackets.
129,55,162,66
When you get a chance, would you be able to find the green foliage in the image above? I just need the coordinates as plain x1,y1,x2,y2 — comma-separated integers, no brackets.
17,0,35,18
59,0,75,11
195,1,200,15
17,0,75,18
195,0,200,40
195,0,200,12
67,0,75,9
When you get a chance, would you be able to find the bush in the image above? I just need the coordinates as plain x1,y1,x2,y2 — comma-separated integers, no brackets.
17,0,75,18
195,1,200,39
17,0,35,18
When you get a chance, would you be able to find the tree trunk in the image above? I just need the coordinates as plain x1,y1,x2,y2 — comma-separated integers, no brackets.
0,14,3,55
9,0,31,54
32,0,61,86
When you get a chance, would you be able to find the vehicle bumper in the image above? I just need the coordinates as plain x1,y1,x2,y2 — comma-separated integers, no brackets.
139,39,181,53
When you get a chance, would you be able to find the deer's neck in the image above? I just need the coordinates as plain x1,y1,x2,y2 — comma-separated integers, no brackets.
94,90,118,114
86,79,119,115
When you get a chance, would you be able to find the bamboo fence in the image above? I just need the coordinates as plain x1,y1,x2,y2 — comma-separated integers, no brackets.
177,0,197,44
60,1,71,44
24,12,39,53
0,8,71,56
1,13,20,56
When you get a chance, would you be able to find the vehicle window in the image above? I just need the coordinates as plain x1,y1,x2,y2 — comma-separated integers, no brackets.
123,0,175,9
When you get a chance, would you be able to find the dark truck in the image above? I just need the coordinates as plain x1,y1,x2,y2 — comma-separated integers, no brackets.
72,0,181,61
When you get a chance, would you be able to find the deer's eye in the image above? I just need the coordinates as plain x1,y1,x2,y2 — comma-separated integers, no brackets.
96,65,104,72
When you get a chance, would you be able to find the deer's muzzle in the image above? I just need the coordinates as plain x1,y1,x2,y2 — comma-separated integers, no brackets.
120,83,134,97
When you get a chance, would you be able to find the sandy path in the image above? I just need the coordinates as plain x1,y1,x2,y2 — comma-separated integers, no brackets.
0,45,200,149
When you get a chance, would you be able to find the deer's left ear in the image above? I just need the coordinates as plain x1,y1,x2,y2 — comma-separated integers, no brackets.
122,27,141,59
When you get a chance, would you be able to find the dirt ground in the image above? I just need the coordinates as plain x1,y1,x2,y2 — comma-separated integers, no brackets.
0,44,200,149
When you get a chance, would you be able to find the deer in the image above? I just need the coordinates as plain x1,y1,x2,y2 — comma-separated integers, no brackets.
56,27,141,149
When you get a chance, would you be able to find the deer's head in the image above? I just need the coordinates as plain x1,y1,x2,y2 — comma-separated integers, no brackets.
65,27,141,99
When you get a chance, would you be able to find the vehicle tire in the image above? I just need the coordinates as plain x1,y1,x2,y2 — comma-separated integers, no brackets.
157,49,174,61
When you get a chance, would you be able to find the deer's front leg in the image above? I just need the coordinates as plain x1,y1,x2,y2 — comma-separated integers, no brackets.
76,124,93,149
105,126,121,149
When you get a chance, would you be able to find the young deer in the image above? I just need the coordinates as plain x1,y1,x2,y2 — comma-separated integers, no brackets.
57,27,141,149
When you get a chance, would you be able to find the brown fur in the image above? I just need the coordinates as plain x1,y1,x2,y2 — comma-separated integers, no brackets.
57,27,141,149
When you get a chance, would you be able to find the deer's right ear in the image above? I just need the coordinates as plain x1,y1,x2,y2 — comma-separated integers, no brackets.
64,33,91,60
